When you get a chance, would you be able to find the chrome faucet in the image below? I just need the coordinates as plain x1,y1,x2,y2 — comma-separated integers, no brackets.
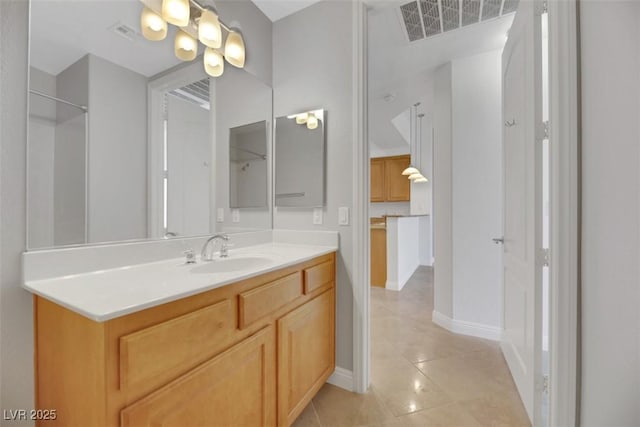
201,234,230,261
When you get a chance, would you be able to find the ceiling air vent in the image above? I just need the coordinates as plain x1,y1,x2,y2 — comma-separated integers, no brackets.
420,0,441,37
461,0,481,26
109,22,138,41
168,78,211,110
400,1,426,42
398,0,519,43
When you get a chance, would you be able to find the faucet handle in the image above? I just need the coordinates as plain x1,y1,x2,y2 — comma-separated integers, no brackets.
220,242,232,258
184,249,196,264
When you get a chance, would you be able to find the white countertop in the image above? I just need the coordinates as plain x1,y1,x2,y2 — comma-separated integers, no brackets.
22,243,337,322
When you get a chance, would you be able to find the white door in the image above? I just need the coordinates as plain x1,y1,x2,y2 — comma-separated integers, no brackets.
500,0,544,424
166,94,211,237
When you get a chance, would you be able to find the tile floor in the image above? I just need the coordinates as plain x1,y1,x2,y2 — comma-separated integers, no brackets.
293,266,531,427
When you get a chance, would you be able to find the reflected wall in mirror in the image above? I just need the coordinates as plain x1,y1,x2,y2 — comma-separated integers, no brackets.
275,110,325,208
27,0,273,250
229,121,268,209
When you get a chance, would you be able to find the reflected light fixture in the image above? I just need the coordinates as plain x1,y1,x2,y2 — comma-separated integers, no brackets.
141,0,247,78
198,9,222,48
225,29,246,68
306,113,318,130
175,30,198,61
204,48,224,77
162,0,190,27
141,7,167,41
296,112,309,125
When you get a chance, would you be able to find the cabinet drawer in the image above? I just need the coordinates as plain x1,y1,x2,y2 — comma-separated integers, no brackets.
303,261,334,295
239,272,302,329
119,299,232,390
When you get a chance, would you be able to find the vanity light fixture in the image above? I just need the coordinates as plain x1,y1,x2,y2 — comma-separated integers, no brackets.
141,7,167,41
175,29,198,61
198,9,222,48
295,112,309,125
140,0,246,78
287,109,324,130
224,29,246,68
162,0,190,26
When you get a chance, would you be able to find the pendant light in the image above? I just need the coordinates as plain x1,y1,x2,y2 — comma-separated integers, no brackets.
414,176,428,183
198,9,222,48
162,0,190,27
224,29,246,68
408,173,424,180
141,7,168,41
402,166,419,176
415,113,429,184
204,48,224,77
306,113,318,130
403,102,421,175
175,30,198,61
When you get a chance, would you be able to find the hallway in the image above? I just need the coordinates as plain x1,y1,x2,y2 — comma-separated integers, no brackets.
293,267,531,427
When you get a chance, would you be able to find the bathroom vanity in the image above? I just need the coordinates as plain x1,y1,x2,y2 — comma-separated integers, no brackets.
26,242,336,427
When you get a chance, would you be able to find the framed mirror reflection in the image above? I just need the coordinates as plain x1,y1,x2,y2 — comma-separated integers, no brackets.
26,0,273,250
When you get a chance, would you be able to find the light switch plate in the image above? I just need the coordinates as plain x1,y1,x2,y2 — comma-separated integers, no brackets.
338,207,350,225
232,209,240,223
313,208,323,225
216,208,224,223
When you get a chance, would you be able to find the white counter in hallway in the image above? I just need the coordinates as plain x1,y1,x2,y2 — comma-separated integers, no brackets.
385,215,429,291
21,231,338,321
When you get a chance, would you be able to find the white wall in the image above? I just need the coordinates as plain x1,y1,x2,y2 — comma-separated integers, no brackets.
273,0,354,371
88,55,148,244
580,2,640,425
55,56,88,246
215,65,272,232
433,63,453,319
0,0,33,422
451,50,502,328
27,68,56,248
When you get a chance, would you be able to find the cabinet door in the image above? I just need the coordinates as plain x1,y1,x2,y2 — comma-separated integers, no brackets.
370,158,385,202
385,155,411,201
370,228,387,287
121,326,276,427
278,289,335,427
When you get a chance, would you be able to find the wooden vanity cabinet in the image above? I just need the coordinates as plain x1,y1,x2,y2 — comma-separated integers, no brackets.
34,252,336,427
370,155,411,202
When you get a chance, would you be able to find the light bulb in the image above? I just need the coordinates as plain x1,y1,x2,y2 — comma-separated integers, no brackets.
141,7,167,41
402,166,419,175
175,30,198,61
204,48,224,77
296,113,309,124
198,9,222,48
408,173,424,180
162,0,190,27
224,29,245,68
306,114,318,130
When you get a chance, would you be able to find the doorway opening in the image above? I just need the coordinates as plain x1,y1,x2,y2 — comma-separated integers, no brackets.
364,0,551,425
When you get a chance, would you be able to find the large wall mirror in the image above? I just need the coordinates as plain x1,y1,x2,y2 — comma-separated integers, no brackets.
275,109,325,208
26,0,272,250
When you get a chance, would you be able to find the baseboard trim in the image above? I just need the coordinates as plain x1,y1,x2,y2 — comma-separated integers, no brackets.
326,367,354,392
432,310,502,341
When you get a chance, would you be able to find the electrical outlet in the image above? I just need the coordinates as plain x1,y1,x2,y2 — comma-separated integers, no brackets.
232,209,240,223
313,208,323,225
216,208,224,223
338,207,350,225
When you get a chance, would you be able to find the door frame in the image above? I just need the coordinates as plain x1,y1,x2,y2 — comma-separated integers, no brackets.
350,1,580,425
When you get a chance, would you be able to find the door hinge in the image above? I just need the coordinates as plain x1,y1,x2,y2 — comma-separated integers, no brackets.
537,121,549,141
540,248,550,267
542,374,549,394
536,1,548,15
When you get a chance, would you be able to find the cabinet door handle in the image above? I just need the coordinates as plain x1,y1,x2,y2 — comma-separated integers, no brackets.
492,237,504,244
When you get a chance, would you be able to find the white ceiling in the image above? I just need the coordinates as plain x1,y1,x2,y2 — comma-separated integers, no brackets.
30,0,185,78
367,2,514,152
251,0,324,22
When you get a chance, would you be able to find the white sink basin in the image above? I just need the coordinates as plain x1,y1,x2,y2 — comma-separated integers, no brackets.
190,256,272,274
